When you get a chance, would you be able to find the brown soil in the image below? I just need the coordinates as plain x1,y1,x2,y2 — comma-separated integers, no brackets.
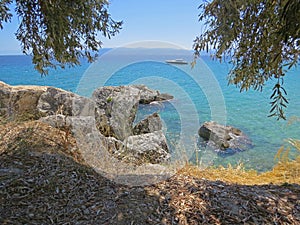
0,121,299,224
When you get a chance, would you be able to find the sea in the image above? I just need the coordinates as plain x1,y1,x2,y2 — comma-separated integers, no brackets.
0,47,299,172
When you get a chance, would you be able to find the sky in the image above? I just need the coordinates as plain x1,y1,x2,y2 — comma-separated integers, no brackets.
0,0,202,55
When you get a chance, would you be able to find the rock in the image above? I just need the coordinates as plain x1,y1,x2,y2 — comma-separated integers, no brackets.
94,108,112,137
37,87,95,117
117,131,170,164
0,82,95,121
198,121,251,153
91,85,172,163
92,85,172,140
1,81,172,166
155,93,174,102
39,114,72,130
0,81,47,120
133,85,173,104
133,112,162,135
104,136,124,155
92,86,140,140
134,85,158,104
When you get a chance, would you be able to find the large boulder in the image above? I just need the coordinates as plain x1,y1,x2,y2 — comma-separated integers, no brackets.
92,85,173,140
37,87,95,117
0,81,47,120
0,82,94,121
92,86,140,140
115,131,170,164
91,85,170,164
199,121,251,153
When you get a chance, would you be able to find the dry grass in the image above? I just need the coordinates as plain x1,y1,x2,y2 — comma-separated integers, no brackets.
180,135,300,185
179,157,300,185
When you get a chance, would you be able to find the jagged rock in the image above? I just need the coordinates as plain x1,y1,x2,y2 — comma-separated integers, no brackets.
134,85,173,104
0,81,47,120
199,121,251,153
94,108,112,137
37,87,95,117
104,136,124,155
117,131,170,164
1,81,172,166
133,112,162,135
92,85,172,140
0,82,95,121
91,85,170,164
92,86,140,140
39,114,72,130
154,93,174,102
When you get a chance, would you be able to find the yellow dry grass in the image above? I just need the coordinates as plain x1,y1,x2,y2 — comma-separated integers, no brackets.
179,156,300,185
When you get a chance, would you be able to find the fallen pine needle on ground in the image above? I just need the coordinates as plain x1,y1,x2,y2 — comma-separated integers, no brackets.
0,121,299,224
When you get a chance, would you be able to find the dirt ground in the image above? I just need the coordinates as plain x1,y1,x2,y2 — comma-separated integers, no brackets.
0,121,299,224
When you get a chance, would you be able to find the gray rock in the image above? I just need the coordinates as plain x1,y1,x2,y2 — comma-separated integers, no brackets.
91,85,173,163
199,121,251,152
39,114,72,129
133,84,173,104
103,136,124,155
37,87,95,117
92,86,140,140
155,93,174,102
92,85,172,140
133,85,158,104
133,112,162,135
118,131,170,164
0,81,172,166
94,108,112,137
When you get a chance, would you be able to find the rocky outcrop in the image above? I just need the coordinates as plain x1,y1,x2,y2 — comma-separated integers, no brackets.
0,81,94,121
92,85,171,164
0,81,171,165
199,121,251,153
92,85,173,141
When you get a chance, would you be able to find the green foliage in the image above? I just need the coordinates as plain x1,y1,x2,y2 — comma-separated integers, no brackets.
0,0,122,74
268,81,289,120
106,96,113,103
0,0,12,29
194,0,300,120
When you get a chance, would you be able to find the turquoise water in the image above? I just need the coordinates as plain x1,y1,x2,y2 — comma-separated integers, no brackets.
0,49,299,171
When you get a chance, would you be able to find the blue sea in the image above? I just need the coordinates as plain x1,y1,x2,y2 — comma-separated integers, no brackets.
0,48,299,172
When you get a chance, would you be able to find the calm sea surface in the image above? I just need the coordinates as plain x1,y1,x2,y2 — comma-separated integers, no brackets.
1,48,299,172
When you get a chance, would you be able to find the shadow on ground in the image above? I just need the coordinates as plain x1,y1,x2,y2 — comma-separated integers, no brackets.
0,121,299,224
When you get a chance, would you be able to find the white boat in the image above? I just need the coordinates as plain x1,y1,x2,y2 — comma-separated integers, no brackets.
165,59,188,65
